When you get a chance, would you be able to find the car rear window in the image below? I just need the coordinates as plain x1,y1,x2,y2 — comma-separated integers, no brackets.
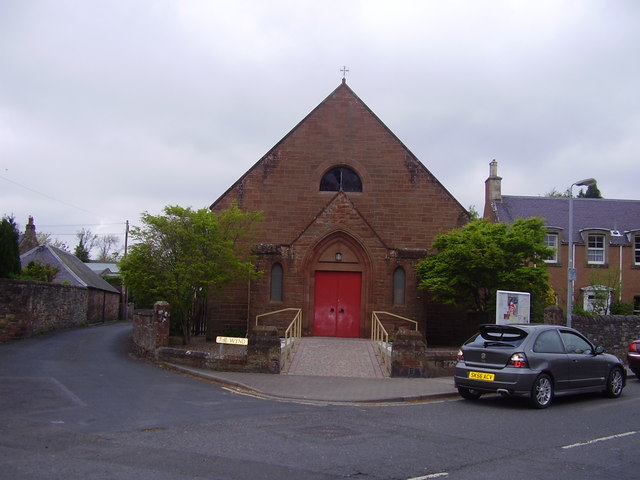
465,325,528,348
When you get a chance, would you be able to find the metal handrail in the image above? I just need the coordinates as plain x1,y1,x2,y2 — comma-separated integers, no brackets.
372,311,419,331
255,308,302,371
371,311,419,376
371,312,391,375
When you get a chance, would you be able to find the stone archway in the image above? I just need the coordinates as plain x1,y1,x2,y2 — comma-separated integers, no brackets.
304,232,372,338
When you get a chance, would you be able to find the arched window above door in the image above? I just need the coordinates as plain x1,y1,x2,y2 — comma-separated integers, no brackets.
320,166,362,192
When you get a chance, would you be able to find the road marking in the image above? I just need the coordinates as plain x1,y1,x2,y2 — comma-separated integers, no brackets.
407,474,448,480
562,431,637,449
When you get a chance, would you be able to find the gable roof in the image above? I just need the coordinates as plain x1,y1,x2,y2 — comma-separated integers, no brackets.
211,80,464,213
20,245,119,293
209,80,469,249
290,190,389,249
493,195,640,245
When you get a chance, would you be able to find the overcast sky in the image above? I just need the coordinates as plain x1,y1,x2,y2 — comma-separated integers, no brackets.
2,0,639,253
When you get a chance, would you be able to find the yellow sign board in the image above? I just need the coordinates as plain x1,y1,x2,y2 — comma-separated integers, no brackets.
216,336,248,346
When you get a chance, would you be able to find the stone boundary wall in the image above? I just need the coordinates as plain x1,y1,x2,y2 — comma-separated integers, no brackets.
544,307,640,362
572,315,640,362
131,302,170,357
391,329,457,378
0,278,88,342
157,326,281,374
131,303,281,374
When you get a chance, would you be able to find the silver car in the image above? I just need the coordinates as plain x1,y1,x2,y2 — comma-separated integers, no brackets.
454,324,625,408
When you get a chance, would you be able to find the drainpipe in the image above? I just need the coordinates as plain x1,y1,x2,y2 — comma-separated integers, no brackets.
619,245,623,302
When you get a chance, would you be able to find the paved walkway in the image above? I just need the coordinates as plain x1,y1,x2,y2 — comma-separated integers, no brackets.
166,337,459,403
283,337,386,378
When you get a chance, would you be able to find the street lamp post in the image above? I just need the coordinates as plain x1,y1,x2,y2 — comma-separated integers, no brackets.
566,178,597,328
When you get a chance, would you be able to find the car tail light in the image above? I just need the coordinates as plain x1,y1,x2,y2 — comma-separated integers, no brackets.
630,342,640,353
457,349,465,362
509,353,528,368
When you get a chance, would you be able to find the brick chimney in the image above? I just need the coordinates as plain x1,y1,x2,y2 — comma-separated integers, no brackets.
19,216,39,254
483,160,502,220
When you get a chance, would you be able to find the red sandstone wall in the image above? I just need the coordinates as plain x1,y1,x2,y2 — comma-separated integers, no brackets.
208,83,469,340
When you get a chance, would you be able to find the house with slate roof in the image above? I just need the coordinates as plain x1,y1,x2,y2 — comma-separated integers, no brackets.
20,244,120,323
484,160,640,314
85,261,120,278
207,80,470,343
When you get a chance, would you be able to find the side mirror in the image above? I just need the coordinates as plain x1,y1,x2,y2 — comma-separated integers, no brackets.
594,346,605,355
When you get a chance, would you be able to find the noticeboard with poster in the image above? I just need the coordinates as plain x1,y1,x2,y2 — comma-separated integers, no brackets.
496,290,530,325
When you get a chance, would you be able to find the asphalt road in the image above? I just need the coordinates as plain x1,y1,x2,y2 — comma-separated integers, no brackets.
1,322,639,480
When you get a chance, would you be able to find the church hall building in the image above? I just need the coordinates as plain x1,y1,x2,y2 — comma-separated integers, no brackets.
207,80,469,342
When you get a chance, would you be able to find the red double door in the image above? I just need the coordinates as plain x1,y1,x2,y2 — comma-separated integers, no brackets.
313,271,361,338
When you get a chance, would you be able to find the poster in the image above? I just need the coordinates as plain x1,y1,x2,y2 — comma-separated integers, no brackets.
496,290,530,325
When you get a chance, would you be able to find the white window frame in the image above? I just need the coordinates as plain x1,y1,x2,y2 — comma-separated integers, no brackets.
543,233,558,263
587,233,605,265
635,235,640,266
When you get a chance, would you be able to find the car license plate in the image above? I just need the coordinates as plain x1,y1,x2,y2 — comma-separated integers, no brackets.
468,371,495,381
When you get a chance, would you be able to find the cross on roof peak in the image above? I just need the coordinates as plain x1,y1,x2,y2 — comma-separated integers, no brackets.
340,65,349,82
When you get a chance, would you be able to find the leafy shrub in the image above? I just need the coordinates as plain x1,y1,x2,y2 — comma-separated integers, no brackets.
610,301,635,315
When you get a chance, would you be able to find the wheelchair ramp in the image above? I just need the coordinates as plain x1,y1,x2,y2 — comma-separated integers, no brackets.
282,337,387,378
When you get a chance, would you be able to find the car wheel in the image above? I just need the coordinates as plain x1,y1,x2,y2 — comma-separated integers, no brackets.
458,387,482,400
530,374,553,409
604,367,624,398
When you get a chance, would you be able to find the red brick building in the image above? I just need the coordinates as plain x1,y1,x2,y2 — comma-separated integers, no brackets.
208,80,469,340
484,160,640,315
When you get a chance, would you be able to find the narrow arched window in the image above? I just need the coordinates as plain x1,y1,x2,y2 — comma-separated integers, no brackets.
320,166,362,192
270,263,283,301
393,267,405,305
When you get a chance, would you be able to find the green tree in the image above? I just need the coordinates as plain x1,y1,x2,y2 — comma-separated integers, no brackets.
416,218,553,321
119,204,263,344
74,239,91,262
577,183,603,198
74,228,97,261
0,215,21,278
20,260,59,282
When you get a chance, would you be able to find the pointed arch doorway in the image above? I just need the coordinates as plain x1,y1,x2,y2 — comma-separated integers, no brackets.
308,233,370,338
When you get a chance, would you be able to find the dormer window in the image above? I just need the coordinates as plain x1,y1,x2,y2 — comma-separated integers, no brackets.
320,166,362,192
587,233,605,265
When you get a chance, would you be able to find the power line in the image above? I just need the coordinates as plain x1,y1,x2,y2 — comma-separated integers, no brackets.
45,232,125,236
39,223,127,227
0,174,103,218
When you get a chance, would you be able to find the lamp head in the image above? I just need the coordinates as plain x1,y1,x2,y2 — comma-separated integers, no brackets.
574,178,596,187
